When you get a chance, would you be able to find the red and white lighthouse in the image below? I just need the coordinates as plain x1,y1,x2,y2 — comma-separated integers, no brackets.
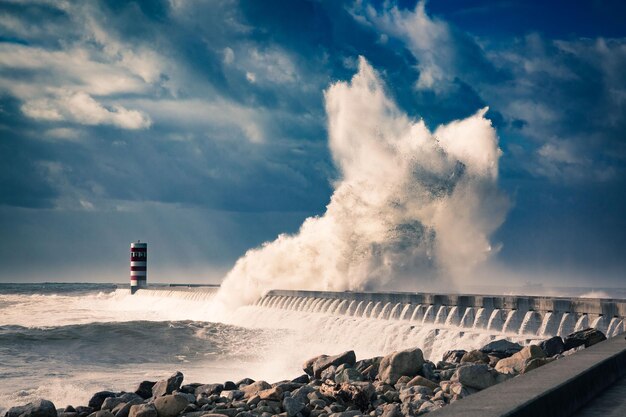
130,241,147,294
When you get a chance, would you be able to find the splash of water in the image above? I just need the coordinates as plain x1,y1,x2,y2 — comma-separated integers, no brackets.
215,57,507,309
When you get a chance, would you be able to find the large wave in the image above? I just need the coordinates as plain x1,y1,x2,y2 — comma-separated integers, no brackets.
216,57,508,308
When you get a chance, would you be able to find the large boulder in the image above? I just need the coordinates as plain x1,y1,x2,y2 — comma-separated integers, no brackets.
134,381,156,400
405,376,438,390
153,394,189,417
495,345,545,374
480,339,523,359
378,348,425,385
522,357,556,374
152,372,184,398
442,350,466,364
128,404,157,417
539,336,565,357
451,364,498,390
240,381,271,398
88,392,116,411
6,400,57,417
282,396,305,417
460,350,489,364
564,328,607,351
310,351,357,379
194,383,223,397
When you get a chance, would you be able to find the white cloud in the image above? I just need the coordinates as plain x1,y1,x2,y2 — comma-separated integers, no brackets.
353,1,455,91
22,91,151,130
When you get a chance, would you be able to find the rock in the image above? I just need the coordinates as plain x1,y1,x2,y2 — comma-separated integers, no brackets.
405,376,438,390
480,339,523,359
451,364,498,390
291,374,310,384
153,394,189,417
304,355,328,376
335,368,364,384
113,398,143,417
152,372,184,398
495,345,545,374
6,399,57,417
320,366,338,381
221,390,244,401
421,362,437,381
379,404,401,417
240,381,272,398
179,384,202,395
441,350,466,364
522,357,555,374
328,412,361,417
283,397,305,417
312,351,357,379
135,381,156,400
195,384,224,397
75,407,93,416
236,378,255,387
91,411,115,417
460,350,489,364
223,381,237,391
564,328,607,351
101,397,126,411
418,401,442,413
257,387,283,401
378,348,424,385
129,404,157,417
539,336,565,357
88,392,116,411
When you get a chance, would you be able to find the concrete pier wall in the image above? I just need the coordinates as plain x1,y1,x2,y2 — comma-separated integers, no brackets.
258,289,626,337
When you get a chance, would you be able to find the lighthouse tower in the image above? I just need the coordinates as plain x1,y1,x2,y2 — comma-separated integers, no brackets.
130,241,147,294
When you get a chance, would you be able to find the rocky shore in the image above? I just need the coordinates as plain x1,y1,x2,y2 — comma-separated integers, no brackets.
5,328,607,417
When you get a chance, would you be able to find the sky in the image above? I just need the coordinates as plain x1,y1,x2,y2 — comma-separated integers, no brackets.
0,0,625,287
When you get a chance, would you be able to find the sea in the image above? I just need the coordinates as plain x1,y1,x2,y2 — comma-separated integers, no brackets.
1,283,624,412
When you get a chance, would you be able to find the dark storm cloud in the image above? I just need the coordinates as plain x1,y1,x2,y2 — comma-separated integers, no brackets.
0,0,625,282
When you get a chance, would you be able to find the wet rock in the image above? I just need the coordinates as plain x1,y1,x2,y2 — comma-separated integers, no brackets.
291,375,310,384
257,387,283,401
460,350,489,364
405,376,438,390
564,328,607,350
152,372,184,398
522,357,556,374
311,351,357,379
90,411,115,417
441,350,466,364
113,398,143,417
6,399,57,417
539,336,565,357
451,364,498,390
379,404,401,417
87,393,116,411
128,405,157,417
223,382,237,391
100,397,126,411
378,348,424,385
320,366,338,381
283,397,305,417
495,345,545,374
480,340,523,359
153,394,189,417
134,382,156,400
195,384,224,397
241,381,272,398
334,368,364,384
236,378,255,387
179,384,202,395
75,407,93,417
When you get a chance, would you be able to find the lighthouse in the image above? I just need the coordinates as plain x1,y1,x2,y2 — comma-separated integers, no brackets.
130,241,147,294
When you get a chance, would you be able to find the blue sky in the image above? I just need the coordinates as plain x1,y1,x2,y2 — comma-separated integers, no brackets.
1,0,625,285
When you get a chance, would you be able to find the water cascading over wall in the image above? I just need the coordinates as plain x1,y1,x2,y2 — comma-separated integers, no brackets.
253,290,626,338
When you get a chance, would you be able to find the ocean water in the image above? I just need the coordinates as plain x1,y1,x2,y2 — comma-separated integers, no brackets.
4,283,621,413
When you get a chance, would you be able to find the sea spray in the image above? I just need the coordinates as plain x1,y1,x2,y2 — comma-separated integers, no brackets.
215,57,508,309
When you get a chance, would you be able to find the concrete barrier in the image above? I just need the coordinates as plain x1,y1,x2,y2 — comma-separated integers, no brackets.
430,333,626,417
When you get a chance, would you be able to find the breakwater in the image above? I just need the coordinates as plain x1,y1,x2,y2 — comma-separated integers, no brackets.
254,290,626,338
